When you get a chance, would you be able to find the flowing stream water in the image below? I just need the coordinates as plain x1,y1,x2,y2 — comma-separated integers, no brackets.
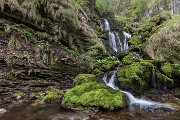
102,70,174,110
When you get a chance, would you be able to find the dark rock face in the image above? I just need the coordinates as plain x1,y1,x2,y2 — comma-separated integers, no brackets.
0,0,104,90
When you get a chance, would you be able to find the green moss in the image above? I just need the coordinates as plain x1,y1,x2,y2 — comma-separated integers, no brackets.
29,87,64,102
73,74,96,86
12,91,23,98
122,52,141,65
161,63,174,77
128,35,141,46
117,62,153,93
96,57,119,72
156,71,174,88
173,62,180,76
92,68,103,75
62,82,125,110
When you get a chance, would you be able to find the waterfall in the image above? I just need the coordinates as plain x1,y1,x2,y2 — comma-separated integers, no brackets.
103,19,110,31
102,70,173,109
109,32,118,52
114,32,123,52
102,19,131,53
123,31,131,51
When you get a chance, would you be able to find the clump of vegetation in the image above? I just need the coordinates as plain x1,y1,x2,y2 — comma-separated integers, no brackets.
29,87,64,102
122,52,141,65
145,15,180,61
95,0,119,16
62,82,125,110
12,91,24,99
95,57,119,71
128,35,141,46
73,74,96,86
117,62,154,93
156,71,174,88
161,62,180,78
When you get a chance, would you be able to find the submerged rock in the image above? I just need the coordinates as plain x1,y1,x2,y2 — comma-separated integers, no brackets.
117,62,153,93
61,82,126,110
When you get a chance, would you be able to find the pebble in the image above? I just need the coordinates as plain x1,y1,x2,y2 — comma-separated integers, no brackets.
0,108,7,114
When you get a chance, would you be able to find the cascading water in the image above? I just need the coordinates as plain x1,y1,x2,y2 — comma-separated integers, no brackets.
108,32,118,52
123,31,131,51
103,19,110,31
101,19,173,110
102,19,131,53
102,70,174,110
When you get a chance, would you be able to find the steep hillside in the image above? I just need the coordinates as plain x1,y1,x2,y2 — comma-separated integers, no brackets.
0,0,107,89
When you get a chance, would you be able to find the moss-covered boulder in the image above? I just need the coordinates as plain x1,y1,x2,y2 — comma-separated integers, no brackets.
95,57,120,72
117,62,154,93
122,52,141,65
161,62,180,87
156,71,174,88
73,74,96,86
61,82,126,110
161,62,174,77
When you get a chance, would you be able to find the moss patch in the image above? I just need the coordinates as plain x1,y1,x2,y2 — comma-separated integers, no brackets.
12,91,23,99
95,57,119,72
128,35,141,46
161,62,174,77
122,52,141,65
29,87,64,102
73,74,96,86
61,82,125,110
117,62,153,93
156,71,173,88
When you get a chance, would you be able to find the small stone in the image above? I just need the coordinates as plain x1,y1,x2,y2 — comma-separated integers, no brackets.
0,108,7,114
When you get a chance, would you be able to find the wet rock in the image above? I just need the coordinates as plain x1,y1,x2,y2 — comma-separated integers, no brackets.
0,108,7,115
117,62,154,94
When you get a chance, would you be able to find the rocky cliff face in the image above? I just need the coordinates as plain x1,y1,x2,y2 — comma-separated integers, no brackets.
0,0,106,89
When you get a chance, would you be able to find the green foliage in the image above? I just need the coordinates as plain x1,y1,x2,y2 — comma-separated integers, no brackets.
122,52,141,65
117,62,154,93
24,31,32,37
73,74,96,86
156,71,174,88
95,0,118,15
145,14,180,61
128,35,141,46
29,87,64,102
62,46,78,56
12,91,23,98
96,57,119,71
161,63,174,77
62,82,125,110
161,62,180,77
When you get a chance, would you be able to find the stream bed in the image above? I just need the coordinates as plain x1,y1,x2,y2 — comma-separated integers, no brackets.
0,98,179,120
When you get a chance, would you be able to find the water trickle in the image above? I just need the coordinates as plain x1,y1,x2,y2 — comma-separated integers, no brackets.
102,70,174,110
151,68,157,89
